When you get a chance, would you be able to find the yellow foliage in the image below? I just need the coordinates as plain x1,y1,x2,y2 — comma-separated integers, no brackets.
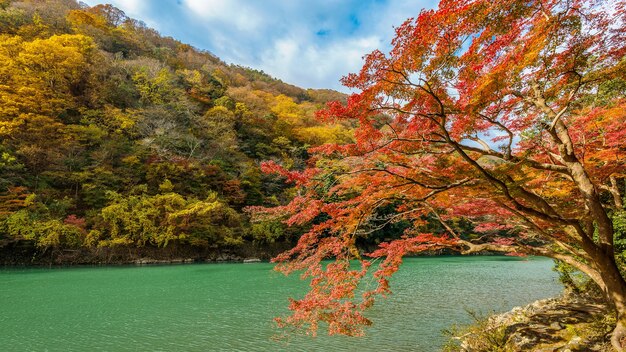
16,13,50,39
296,125,354,145
67,9,109,31
132,67,180,105
178,69,203,86
271,94,306,125
104,105,137,131
121,155,140,165
0,33,94,134
98,191,242,248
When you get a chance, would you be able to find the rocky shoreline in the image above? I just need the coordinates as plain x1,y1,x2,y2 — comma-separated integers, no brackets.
456,292,613,351
133,256,263,265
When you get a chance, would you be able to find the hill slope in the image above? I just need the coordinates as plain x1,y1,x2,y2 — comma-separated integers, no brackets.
0,0,350,263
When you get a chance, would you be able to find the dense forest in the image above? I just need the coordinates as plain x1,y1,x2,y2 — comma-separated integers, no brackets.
0,0,353,263
3,0,626,349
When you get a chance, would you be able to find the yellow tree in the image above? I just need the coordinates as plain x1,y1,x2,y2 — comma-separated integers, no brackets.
0,33,95,171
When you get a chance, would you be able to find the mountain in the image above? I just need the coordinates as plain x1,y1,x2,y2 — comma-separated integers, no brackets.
0,0,351,263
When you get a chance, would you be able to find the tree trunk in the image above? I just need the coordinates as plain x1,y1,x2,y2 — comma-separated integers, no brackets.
591,251,626,351
613,320,626,352
610,176,624,210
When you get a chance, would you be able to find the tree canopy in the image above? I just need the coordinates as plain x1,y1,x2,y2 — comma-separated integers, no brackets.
0,0,351,259
254,0,626,348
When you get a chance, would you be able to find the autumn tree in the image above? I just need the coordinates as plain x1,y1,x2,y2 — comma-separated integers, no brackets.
96,189,242,248
0,0,352,264
253,0,626,349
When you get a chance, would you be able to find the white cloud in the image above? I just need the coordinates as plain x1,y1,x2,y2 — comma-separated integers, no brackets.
82,0,438,92
258,35,381,91
111,0,146,14
184,0,263,32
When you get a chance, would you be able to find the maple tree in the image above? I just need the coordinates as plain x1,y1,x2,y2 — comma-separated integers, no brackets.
252,0,626,349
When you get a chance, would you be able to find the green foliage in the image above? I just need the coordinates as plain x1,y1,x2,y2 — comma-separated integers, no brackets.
0,196,86,249
250,220,285,244
97,190,242,248
612,210,626,276
613,210,626,255
0,0,348,257
552,259,606,298
213,95,236,110
0,5,27,34
443,309,509,352
552,260,587,294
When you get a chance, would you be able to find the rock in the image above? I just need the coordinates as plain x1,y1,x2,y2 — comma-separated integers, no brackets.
549,321,564,330
458,292,610,351
243,258,261,263
511,335,536,349
511,306,524,314
564,336,584,349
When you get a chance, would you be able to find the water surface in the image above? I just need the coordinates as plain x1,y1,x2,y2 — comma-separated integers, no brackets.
0,256,562,351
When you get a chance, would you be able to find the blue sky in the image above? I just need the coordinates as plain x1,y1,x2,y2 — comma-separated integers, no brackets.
82,0,436,92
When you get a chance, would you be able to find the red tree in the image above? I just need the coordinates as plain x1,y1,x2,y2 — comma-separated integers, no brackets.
251,0,626,348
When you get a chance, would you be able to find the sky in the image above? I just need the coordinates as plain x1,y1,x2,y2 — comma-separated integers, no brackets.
81,0,436,92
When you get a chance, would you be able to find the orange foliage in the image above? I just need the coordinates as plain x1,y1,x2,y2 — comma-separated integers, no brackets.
252,0,626,337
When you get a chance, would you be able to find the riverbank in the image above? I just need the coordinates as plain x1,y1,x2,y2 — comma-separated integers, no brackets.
0,240,295,266
452,291,613,351
0,239,464,266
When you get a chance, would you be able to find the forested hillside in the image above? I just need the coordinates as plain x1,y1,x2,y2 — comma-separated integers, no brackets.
0,0,351,263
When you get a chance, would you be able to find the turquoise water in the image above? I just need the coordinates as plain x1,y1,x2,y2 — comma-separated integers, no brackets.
0,256,562,351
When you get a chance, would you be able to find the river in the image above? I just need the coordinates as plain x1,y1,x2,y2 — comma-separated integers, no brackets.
0,256,562,351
